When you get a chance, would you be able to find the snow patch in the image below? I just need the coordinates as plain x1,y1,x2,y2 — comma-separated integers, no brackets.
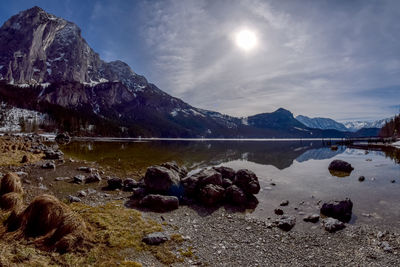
0,103,47,132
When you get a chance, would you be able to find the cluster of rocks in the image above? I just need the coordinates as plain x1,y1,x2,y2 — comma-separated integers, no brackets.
127,162,260,212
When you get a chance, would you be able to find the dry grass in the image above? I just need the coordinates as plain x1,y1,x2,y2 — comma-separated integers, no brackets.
2,194,89,253
0,173,24,196
0,192,23,211
0,137,43,166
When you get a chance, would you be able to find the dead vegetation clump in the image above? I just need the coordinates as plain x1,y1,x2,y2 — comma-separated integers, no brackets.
2,194,89,253
0,192,23,211
0,172,24,196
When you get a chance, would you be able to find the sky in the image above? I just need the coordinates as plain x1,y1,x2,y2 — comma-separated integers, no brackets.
0,0,399,122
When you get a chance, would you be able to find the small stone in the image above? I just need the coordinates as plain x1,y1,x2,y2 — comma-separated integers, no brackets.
142,232,168,245
68,195,81,203
77,190,87,197
303,214,320,223
358,176,365,182
41,161,56,169
322,217,345,233
55,177,70,181
274,208,284,215
380,241,393,252
246,226,251,230
280,200,289,206
276,215,296,231
390,179,395,183
73,175,85,184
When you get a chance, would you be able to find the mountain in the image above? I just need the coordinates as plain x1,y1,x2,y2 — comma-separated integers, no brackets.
343,118,390,132
0,7,376,138
295,115,348,132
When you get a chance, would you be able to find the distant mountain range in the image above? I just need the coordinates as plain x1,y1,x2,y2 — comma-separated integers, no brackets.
0,7,385,138
295,115,389,134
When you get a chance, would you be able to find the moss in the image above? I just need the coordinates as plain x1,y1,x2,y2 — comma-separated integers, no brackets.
170,233,184,244
179,246,194,258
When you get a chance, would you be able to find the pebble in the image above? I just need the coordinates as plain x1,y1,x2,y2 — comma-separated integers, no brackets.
280,200,289,206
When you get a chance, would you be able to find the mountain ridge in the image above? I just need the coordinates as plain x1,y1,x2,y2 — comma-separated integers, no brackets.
0,7,380,138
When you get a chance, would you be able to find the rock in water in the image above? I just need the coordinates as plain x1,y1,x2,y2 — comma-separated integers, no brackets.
358,176,365,182
320,198,353,223
144,166,181,193
140,194,179,212
142,232,168,245
55,133,71,145
328,160,354,173
44,149,64,160
322,217,345,232
199,184,225,206
276,216,296,231
234,169,260,194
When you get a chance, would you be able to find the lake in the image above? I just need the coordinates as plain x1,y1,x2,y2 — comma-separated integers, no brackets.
61,139,400,229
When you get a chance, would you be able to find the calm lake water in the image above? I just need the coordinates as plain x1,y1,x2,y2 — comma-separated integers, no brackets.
61,140,400,228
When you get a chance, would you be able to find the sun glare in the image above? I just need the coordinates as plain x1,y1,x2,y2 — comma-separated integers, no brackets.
235,29,257,51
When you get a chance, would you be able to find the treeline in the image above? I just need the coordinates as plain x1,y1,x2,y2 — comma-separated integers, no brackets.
380,114,400,137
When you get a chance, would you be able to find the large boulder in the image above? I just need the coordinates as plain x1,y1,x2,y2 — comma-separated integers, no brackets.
328,160,354,173
144,166,181,194
234,169,260,194
320,198,353,223
225,185,247,205
181,168,223,196
55,133,71,145
160,162,188,178
213,166,236,180
199,184,225,206
140,194,179,212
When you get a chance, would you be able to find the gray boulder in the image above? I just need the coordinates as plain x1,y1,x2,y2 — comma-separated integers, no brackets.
123,178,138,191
234,169,260,194
140,194,179,212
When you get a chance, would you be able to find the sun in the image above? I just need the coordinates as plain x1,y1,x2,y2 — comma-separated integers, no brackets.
235,29,257,51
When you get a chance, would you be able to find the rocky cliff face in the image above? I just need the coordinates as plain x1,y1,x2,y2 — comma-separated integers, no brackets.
0,6,148,92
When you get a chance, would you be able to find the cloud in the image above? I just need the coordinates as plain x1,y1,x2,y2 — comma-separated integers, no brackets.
136,0,400,121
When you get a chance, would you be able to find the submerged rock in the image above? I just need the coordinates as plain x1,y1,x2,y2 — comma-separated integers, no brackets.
320,198,353,223
358,176,365,182
280,200,289,206
85,173,102,183
142,232,168,245
44,149,64,160
322,217,345,232
140,194,179,211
